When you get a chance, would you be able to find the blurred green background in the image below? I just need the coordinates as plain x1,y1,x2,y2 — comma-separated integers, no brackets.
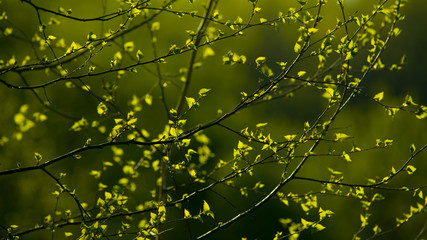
0,0,426,239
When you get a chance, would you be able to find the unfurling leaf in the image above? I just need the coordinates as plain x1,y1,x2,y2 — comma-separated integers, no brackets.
255,56,266,68
136,49,144,61
406,165,416,175
410,144,416,154
415,106,427,119
34,152,42,164
97,102,108,115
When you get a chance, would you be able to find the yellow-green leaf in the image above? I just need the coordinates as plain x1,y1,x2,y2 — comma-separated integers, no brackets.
151,22,160,31
144,94,152,106
255,56,266,68
406,165,416,175
342,152,351,162
97,102,108,115
294,42,302,53
284,134,296,141
124,41,134,52
360,214,369,227
373,92,384,101
335,133,350,142
203,47,215,58
184,209,192,219
185,97,196,109
198,88,211,97
410,144,416,154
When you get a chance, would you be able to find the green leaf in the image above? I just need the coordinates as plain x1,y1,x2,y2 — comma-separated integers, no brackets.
360,214,369,227
255,56,266,68
203,201,210,212
198,88,211,97
104,191,112,200
335,133,350,142
300,218,313,227
373,92,384,101
9,225,19,230
184,209,192,218
308,28,318,35
388,107,399,116
406,165,416,175
124,41,134,52
47,35,56,41
342,152,351,162
284,134,296,141
87,32,96,41
404,94,417,106
97,102,108,115
322,88,334,99
415,105,427,119
297,0,307,5
302,122,310,134
4,27,13,36
136,49,144,61
313,223,325,231
410,144,416,154
203,47,215,58
203,200,214,218
151,22,160,31
144,94,152,106
319,208,334,219
328,168,342,175
88,65,95,73
34,152,42,164
185,97,196,109
294,42,302,53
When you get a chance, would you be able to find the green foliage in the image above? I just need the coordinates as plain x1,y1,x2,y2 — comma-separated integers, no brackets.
0,0,426,239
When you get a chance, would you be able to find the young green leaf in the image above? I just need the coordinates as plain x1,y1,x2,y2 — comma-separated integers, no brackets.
294,42,302,53
335,133,350,142
255,56,266,68
97,102,108,115
415,106,427,119
373,92,384,101
203,47,215,58
203,200,214,218
410,144,416,154
184,209,192,219
198,88,211,97
406,165,416,175
34,152,42,164
136,49,144,61
185,97,196,109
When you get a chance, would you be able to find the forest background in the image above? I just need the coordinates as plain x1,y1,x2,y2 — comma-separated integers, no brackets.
0,0,426,239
